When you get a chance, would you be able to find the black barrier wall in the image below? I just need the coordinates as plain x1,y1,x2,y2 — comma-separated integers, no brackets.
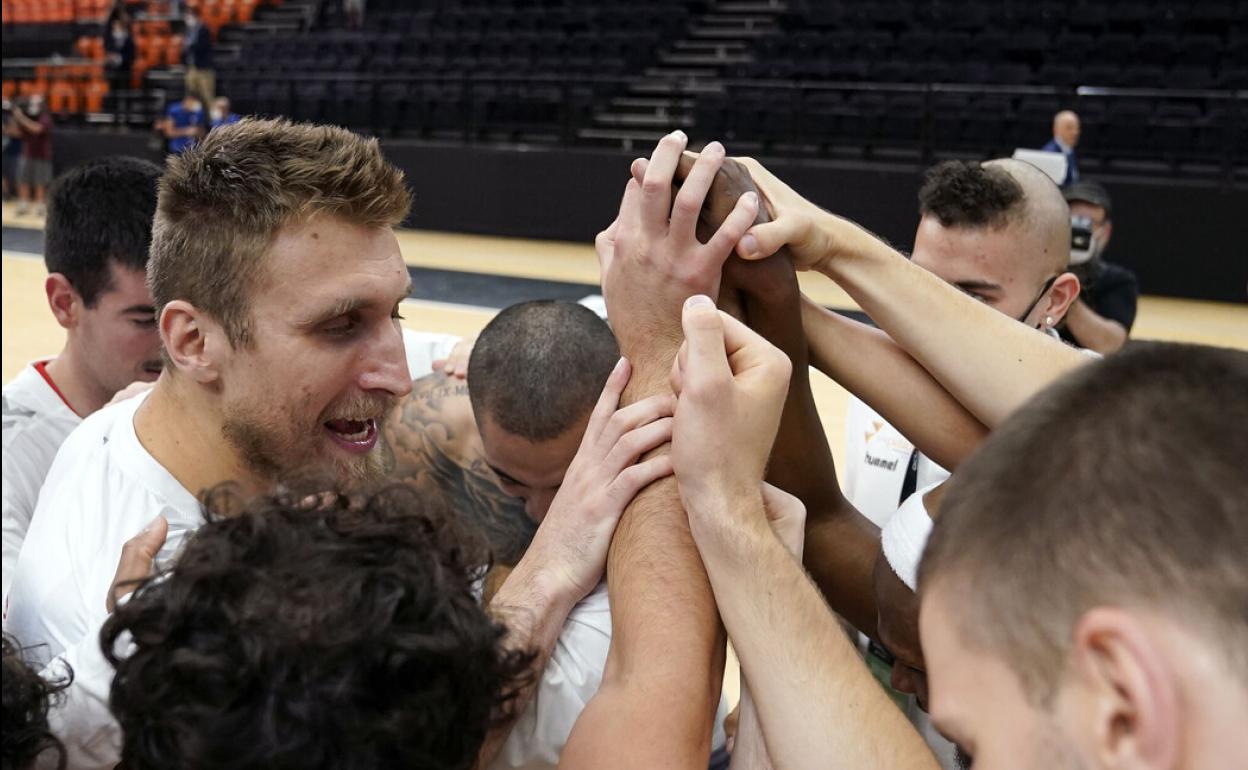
49,128,1247,304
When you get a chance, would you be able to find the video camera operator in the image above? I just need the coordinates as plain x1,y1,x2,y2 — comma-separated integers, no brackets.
1061,181,1139,354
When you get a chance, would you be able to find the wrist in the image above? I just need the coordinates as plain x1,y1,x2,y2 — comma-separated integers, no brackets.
492,549,580,625
681,484,770,555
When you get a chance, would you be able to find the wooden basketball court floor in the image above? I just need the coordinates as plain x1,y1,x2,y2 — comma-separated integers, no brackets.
4,200,1246,709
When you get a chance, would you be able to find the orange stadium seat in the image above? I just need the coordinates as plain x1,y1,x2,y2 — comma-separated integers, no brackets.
48,79,80,114
83,78,108,112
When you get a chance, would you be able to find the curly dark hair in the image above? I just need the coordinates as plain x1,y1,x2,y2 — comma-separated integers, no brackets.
101,481,535,770
2,633,70,770
918,160,1024,230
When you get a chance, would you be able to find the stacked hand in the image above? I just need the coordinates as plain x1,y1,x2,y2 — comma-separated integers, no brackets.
730,157,873,275
596,131,759,367
521,358,676,603
669,296,792,537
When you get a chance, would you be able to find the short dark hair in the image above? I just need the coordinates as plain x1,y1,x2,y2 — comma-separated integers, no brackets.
43,156,162,307
920,343,1248,702
2,633,71,770
918,160,1024,230
102,482,534,770
468,301,619,441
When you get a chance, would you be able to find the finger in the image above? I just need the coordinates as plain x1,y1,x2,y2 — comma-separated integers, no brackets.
640,130,688,238
432,358,447,371
735,219,800,261
599,391,676,448
108,515,168,612
718,306,790,383
630,156,648,186
703,191,759,268
760,482,801,521
583,357,631,441
608,454,675,508
453,357,469,379
680,294,732,392
603,416,674,472
669,343,686,397
669,141,725,239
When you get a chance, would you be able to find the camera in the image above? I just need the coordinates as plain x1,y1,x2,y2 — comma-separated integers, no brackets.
1069,215,1095,265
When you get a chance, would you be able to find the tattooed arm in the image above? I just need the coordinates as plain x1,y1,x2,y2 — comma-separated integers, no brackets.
381,374,536,564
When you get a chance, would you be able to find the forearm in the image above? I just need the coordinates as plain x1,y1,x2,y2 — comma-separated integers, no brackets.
728,678,774,770
1063,299,1127,354
561,361,725,769
800,296,988,469
478,553,578,767
697,508,937,770
818,218,1088,427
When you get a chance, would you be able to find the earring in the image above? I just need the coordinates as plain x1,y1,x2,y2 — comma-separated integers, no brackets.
1044,315,1055,328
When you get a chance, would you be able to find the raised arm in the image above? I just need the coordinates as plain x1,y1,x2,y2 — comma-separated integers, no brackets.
675,157,883,636
799,296,988,469
479,358,675,767
670,300,939,770
734,158,1089,429
560,133,759,769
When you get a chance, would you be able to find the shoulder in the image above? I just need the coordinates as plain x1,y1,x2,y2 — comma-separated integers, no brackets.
390,373,477,453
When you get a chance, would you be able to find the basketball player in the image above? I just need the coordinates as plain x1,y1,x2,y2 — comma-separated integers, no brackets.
2,156,162,604
920,343,1248,769
379,299,730,767
6,119,670,769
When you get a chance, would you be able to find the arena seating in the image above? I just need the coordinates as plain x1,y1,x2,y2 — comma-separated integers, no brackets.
3,0,1246,179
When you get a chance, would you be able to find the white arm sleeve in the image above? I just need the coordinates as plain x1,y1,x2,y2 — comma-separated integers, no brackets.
38,626,126,770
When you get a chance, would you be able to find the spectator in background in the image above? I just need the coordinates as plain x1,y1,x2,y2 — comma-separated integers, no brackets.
2,100,20,200
1060,180,1138,354
158,93,204,154
344,0,366,29
182,7,216,105
11,94,53,217
1041,110,1081,186
104,16,136,94
209,96,240,130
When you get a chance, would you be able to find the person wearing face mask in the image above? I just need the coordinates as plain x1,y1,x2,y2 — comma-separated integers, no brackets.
208,96,240,131
1060,180,1138,354
10,94,53,217
103,17,135,93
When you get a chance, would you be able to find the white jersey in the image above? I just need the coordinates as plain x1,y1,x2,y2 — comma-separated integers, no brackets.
492,583,729,769
5,391,201,665
402,328,461,381
2,362,82,606
842,395,950,528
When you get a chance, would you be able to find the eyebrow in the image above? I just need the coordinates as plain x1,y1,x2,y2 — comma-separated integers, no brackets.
487,463,524,486
122,304,157,315
953,279,1002,293
299,282,414,328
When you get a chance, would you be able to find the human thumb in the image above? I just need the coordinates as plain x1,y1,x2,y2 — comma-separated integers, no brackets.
108,515,168,612
681,295,731,386
735,221,789,261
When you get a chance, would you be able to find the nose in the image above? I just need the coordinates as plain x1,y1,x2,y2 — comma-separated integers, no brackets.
358,321,413,398
525,489,558,521
890,660,917,696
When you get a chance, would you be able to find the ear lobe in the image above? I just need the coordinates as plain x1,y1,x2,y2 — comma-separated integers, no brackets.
45,273,80,330
1071,608,1179,770
1044,272,1081,325
160,300,220,384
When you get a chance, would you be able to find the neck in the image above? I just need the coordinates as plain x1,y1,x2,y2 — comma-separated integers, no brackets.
133,377,268,501
43,344,113,417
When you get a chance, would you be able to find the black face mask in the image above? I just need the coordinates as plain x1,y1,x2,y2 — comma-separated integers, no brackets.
1016,274,1058,326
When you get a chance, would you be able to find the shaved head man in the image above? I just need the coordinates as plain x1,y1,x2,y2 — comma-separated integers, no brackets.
1042,110,1082,186
912,158,1078,331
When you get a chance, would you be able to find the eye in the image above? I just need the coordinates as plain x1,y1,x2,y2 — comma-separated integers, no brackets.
323,317,358,336
131,317,157,329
